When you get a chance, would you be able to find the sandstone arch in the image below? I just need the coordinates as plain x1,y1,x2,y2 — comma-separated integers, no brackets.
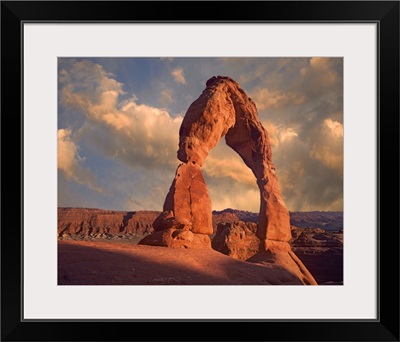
140,75,291,251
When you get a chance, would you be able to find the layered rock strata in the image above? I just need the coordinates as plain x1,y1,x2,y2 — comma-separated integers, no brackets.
58,208,156,238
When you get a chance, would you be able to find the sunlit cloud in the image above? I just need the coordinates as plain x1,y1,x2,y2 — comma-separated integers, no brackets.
251,88,305,110
58,128,78,180
203,142,255,186
310,118,343,171
171,68,186,84
298,57,340,92
324,118,343,139
262,122,299,147
209,186,260,212
310,57,332,69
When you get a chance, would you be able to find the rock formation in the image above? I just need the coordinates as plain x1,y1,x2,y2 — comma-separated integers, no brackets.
58,208,341,284
158,162,213,235
289,211,343,231
290,227,343,284
138,162,213,248
140,75,291,250
212,221,260,260
57,208,157,238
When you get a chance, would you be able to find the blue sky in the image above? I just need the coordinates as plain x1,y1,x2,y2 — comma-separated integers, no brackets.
58,57,343,212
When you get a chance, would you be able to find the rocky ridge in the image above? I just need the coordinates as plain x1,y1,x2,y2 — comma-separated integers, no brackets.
58,208,343,239
58,207,157,239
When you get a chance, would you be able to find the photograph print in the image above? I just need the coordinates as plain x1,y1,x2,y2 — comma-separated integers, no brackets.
57,57,343,286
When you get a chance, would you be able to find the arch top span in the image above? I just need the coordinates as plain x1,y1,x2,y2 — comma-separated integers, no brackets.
178,75,272,171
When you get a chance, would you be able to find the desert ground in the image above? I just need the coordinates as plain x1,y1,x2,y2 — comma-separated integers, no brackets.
58,208,343,286
59,239,308,285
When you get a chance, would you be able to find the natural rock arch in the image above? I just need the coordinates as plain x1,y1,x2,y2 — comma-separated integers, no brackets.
140,76,291,251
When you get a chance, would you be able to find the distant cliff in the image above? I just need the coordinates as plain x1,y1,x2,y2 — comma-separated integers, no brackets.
58,207,343,238
212,208,342,232
58,208,158,238
289,211,343,231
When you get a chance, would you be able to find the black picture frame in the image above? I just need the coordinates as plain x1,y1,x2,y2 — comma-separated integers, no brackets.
1,1,399,341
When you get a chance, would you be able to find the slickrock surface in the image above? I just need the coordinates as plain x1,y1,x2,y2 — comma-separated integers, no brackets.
138,228,211,249
58,240,308,285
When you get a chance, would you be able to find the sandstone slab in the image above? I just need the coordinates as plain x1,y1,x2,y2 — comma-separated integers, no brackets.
138,228,211,249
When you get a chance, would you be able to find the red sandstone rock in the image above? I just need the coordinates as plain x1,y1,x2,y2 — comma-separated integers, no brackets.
138,228,211,249
212,221,260,260
290,226,343,284
163,163,213,235
58,240,309,285
147,162,213,247
212,221,317,285
247,246,318,285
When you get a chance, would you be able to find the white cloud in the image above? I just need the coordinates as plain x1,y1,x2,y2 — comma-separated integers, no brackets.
57,128,102,192
59,60,183,172
171,68,186,84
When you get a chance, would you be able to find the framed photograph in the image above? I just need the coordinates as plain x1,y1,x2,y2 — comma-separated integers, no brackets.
1,1,399,341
